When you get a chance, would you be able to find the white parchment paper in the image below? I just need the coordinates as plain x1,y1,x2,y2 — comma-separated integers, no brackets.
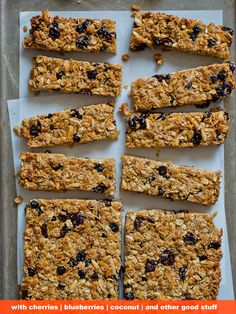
7,10,234,299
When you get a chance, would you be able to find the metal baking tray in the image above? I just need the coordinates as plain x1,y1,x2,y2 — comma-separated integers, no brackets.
0,0,235,300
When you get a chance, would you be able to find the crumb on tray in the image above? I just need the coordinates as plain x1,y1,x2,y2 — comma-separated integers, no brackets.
122,54,130,62
154,53,165,65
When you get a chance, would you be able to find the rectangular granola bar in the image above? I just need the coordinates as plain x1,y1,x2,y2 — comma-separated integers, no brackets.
121,155,220,205
125,109,229,148
20,199,122,300
19,152,116,197
29,55,122,97
124,209,222,300
19,102,119,147
130,12,233,59
131,62,235,111
23,10,117,53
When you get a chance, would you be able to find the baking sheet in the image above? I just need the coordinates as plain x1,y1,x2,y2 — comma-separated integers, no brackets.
7,10,234,299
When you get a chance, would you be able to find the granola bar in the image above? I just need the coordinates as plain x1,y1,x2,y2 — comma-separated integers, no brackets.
23,10,116,53
20,199,122,300
19,152,116,197
125,109,229,148
130,12,234,59
19,102,119,148
131,62,235,111
29,55,122,97
124,210,222,300
121,155,220,205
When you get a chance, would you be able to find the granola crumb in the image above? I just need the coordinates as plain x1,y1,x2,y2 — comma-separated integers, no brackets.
15,196,23,204
23,25,28,32
123,84,129,89
13,126,21,136
119,103,129,115
122,54,130,62
131,4,141,11
154,53,165,65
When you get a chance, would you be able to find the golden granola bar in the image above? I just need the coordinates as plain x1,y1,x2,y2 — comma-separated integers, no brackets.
23,10,117,53
125,109,229,148
19,102,119,147
131,62,235,111
124,210,222,300
130,12,233,59
29,55,122,97
121,155,220,205
20,199,122,299
19,152,116,197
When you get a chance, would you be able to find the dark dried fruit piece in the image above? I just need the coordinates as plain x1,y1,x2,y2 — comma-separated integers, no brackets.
103,199,112,207
134,217,143,230
183,232,198,244
158,188,165,196
138,116,147,130
60,225,69,238
57,283,65,289
51,216,57,221
198,255,207,261
92,271,99,280
49,26,60,40
109,223,119,232
97,27,112,40
73,134,81,142
189,32,198,41
145,259,157,272
28,267,36,277
85,260,91,267
208,39,217,47
87,70,98,80
41,223,48,238
76,35,90,49
58,214,67,222
218,70,227,81
80,89,92,96
158,166,168,178
71,109,83,119
78,270,86,279
56,72,65,80
92,183,106,194
130,43,147,51
227,61,235,72
128,116,139,131
124,291,134,300
71,212,85,227
159,249,175,266
51,164,63,171
30,124,41,137
153,38,161,46
210,75,218,83
21,290,29,300
57,266,66,276
68,258,78,267
153,74,171,82
77,251,86,262
216,81,232,96
95,164,104,172
30,200,39,209
179,266,187,280
76,20,91,33
192,130,202,145
185,81,192,89
221,26,234,36
207,241,221,250
193,25,201,33
161,38,173,46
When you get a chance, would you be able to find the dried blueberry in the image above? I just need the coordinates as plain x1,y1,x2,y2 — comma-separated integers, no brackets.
21,290,29,300
179,266,187,280
92,183,106,194
78,270,86,279
189,32,198,41
58,214,67,222
77,252,86,262
185,81,192,89
216,130,222,139
221,26,234,36
103,199,112,207
161,38,173,46
47,113,53,119
30,200,39,209
158,166,168,178
76,20,91,33
95,164,104,172
210,75,218,83
134,217,143,230
159,249,175,266
141,276,147,281
51,164,63,171
73,134,81,142
49,26,60,40
56,72,65,80
92,271,99,280
101,232,107,238
201,111,212,122
212,94,219,102
30,124,41,137
153,38,161,46
153,74,171,82
192,130,202,145
57,266,66,276
109,223,119,232
128,116,139,131
145,259,157,272
41,223,48,238
218,70,227,81
208,39,217,47
76,35,90,49
51,216,57,221
216,81,232,96
124,291,134,300
80,89,92,96
227,61,235,72
52,21,59,28
85,260,91,267
97,27,112,40
68,258,78,267
87,70,98,80
207,241,221,250
28,267,36,276
71,212,85,227
198,255,207,261
71,109,82,119
139,116,147,130
130,43,147,51
157,113,166,120
100,45,107,52
193,25,201,33
60,225,69,238
148,175,156,182
183,232,198,244
57,283,65,289
158,188,165,196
